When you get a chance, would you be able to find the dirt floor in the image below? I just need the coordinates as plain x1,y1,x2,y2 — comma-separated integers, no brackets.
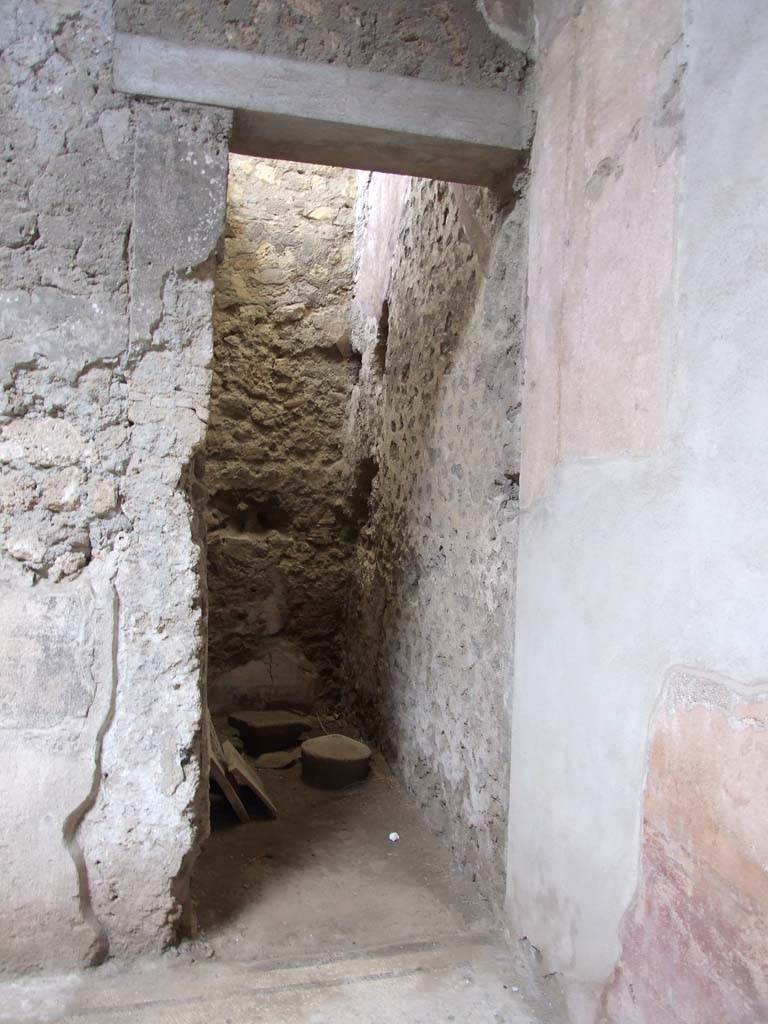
194,748,494,962
0,737,565,1023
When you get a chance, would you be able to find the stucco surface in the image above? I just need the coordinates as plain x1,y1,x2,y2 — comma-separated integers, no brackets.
77,97,230,959
0,0,230,970
602,672,768,1023
508,0,768,1019
344,173,527,904
205,156,358,701
520,0,678,506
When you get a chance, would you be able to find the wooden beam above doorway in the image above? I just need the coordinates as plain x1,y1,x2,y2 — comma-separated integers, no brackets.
112,32,531,189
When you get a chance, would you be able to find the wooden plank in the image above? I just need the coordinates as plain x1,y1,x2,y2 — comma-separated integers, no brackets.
210,750,250,824
207,713,226,764
112,33,531,189
222,740,278,819
207,715,250,823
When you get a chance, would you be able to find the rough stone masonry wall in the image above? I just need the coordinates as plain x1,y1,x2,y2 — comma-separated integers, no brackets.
0,0,229,970
115,0,532,91
205,156,357,708
344,172,528,905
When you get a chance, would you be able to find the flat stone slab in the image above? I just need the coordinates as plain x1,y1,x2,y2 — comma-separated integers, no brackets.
229,710,313,755
301,734,372,790
254,747,302,770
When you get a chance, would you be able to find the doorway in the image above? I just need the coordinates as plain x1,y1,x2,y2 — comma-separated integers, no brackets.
192,151,526,968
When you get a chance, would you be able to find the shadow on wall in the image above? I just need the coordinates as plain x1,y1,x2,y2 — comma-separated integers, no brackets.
341,171,528,905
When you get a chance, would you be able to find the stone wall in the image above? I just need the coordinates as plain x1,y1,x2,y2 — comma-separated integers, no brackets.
13,1,767,1010
0,0,531,974
115,0,531,91
0,0,229,970
344,172,527,904
205,156,357,709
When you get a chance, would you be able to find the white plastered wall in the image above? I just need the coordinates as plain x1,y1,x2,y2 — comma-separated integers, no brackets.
507,0,768,1018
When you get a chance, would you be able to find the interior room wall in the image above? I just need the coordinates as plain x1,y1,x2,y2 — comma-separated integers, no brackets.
205,156,358,712
344,171,528,904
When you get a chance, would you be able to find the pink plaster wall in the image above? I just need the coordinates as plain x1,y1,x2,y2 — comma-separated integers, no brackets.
514,2,768,1017
601,680,768,1023
521,0,679,506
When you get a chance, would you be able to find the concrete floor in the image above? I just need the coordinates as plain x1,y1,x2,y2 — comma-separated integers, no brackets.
0,751,564,1023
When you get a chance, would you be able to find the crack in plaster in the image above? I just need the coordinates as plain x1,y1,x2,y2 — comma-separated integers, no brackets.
61,585,119,967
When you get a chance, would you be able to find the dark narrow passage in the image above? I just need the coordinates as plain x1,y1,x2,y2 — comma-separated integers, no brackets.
194,152,526,982
204,156,359,708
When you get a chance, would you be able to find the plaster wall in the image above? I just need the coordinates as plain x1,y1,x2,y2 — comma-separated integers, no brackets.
0,0,230,969
345,173,527,903
508,0,768,1019
205,156,357,708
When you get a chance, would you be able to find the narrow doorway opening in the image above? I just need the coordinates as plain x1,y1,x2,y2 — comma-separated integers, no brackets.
192,152,524,968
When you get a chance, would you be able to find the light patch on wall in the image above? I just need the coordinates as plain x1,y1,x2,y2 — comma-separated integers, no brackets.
0,585,103,728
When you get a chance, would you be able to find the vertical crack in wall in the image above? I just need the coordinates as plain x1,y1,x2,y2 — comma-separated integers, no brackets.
61,586,120,967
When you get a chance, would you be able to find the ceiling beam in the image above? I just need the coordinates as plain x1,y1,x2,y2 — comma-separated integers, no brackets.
113,33,530,189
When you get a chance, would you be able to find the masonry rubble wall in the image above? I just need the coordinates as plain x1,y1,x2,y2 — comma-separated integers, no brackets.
0,0,230,969
115,0,532,93
8,0,764,1007
205,156,358,710
344,171,528,905
0,0,531,971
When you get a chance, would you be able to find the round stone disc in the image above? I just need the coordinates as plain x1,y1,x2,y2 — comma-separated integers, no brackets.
301,734,372,789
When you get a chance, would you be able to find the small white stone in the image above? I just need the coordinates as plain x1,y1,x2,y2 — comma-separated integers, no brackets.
50,550,87,580
252,161,278,183
6,530,47,563
305,205,335,221
388,831,400,843
98,108,131,160
0,418,85,468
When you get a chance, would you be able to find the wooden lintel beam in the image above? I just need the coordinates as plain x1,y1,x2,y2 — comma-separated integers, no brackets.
113,32,530,188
